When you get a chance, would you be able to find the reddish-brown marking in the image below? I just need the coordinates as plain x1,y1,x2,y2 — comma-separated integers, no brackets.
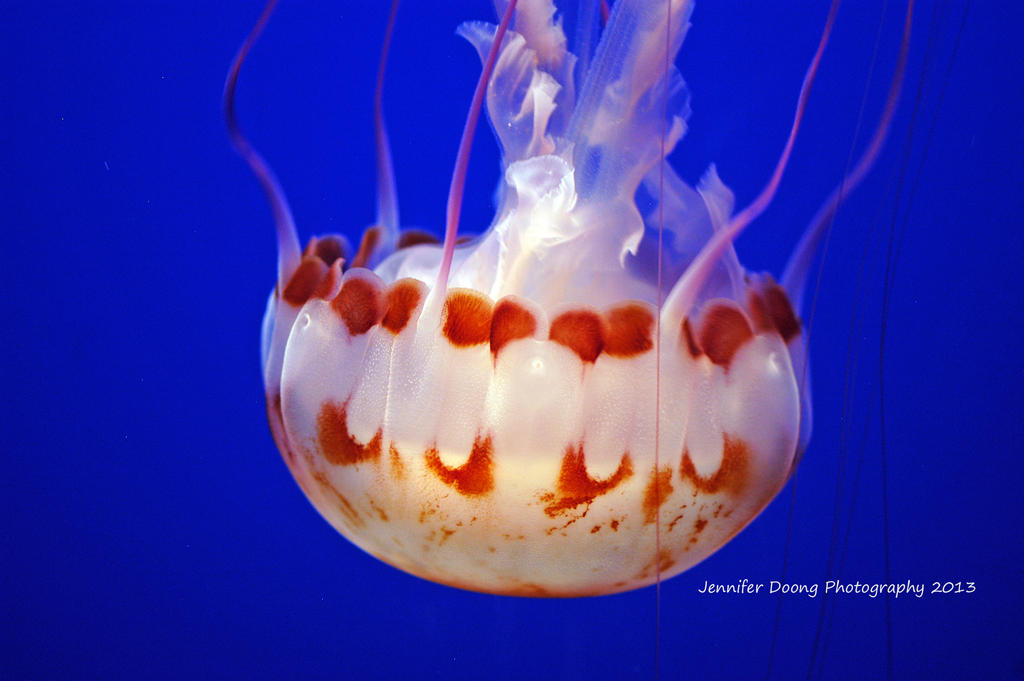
368,498,389,522
265,392,294,464
746,287,773,334
382,279,424,334
549,309,605,363
604,303,654,357
681,318,702,358
311,469,363,528
397,229,441,249
500,583,552,598
490,298,537,357
331,276,385,335
610,519,620,531
424,435,495,496
761,281,801,341
316,401,383,466
388,444,405,479
442,289,493,346
282,256,328,306
333,493,361,527
349,226,381,269
748,279,801,340
637,549,676,580
694,516,708,533
304,234,346,265
543,444,633,517
697,304,754,367
591,525,602,534
418,505,437,524
680,435,751,497
642,466,674,525
312,259,342,300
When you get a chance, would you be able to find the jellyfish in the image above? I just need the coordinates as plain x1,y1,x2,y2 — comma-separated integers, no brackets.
226,0,910,598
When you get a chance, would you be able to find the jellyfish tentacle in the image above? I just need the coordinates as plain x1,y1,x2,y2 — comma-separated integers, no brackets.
782,0,914,312
662,0,839,324
436,0,520,295
784,0,913,469
372,0,401,260
223,0,300,287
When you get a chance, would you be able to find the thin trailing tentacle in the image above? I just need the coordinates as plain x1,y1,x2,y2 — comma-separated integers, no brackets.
654,0,674,667
436,0,520,294
663,0,839,322
781,0,914,312
223,0,300,286
374,0,401,255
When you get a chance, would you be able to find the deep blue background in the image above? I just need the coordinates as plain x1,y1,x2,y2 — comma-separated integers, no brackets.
3,1,1022,679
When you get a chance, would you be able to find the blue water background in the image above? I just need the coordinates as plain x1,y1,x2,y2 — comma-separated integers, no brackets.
3,1,1022,679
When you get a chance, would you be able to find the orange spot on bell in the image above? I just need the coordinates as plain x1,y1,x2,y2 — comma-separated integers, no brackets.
748,278,801,342
282,256,328,306
424,435,495,496
549,309,606,363
331,276,385,335
604,303,654,357
697,304,754,367
543,444,633,517
442,289,493,347
680,435,750,497
636,549,676,580
490,297,537,357
316,401,383,466
382,279,424,334
388,444,405,480
642,466,674,524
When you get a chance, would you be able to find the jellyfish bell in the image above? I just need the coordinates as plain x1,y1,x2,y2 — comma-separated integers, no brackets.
227,0,908,597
